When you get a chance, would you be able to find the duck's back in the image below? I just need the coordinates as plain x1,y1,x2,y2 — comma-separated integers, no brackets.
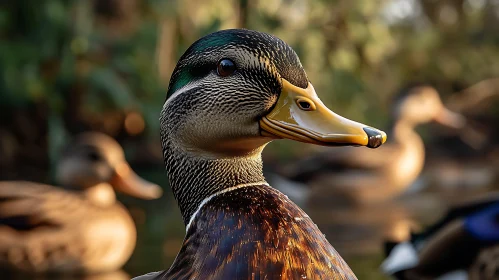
156,184,356,280
0,181,136,273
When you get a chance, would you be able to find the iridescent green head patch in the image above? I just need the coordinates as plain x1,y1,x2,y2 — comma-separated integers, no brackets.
165,29,308,100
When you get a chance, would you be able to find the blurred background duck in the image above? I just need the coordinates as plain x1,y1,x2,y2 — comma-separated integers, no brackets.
382,192,499,280
0,132,162,275
273,85,466,205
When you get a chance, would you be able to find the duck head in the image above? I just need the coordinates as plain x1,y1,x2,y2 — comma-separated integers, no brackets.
56,132,162,200
161,29,386,159
393,85,465,128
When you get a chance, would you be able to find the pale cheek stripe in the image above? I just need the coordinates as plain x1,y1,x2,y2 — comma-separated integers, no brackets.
162,79,204,110
185,181,269,232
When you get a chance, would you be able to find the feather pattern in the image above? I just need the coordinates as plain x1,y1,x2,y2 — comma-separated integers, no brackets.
152,185,356,280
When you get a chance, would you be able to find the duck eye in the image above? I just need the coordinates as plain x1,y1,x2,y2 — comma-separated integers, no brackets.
217,59,236,77
87,151,101,162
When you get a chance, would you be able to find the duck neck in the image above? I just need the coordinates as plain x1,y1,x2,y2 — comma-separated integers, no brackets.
391,120,422,145
389,120,425,187
84,183,117,207
164,141,267,225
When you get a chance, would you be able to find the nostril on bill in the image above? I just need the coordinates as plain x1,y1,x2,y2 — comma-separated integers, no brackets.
295,98,316,111
363,127,384,149
298,101,311,110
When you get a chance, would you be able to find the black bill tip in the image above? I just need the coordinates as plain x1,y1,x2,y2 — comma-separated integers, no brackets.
363,127,385,149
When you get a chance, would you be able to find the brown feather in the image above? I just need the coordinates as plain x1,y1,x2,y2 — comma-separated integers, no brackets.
153,185,356,280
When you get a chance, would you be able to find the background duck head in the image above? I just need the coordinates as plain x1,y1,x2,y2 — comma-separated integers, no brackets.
56,132,162,205
391,84,465,130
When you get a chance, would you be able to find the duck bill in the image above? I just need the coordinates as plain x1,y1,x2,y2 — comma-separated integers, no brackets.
434,107,466,129
111,162,162,200
260,79,387,148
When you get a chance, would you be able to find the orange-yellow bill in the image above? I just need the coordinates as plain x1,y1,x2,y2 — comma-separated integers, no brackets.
260,79,387,149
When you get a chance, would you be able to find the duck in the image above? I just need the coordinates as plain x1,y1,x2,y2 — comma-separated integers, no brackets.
277,85,466,204
0,132,162,274
133,29,387,280
382,192,499,280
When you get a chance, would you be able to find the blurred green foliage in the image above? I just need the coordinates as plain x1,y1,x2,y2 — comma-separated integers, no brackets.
1,0,499,164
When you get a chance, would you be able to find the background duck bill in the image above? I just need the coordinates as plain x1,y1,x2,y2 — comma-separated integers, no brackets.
434,108,466,129
260,80,386,148
111,162,163,199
